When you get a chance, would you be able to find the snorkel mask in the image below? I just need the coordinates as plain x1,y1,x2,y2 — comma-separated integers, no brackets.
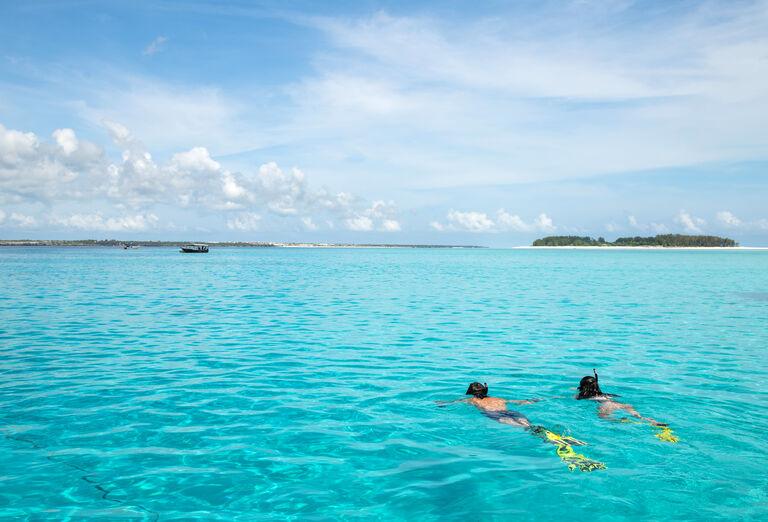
466,382,489,398
577,369,603,400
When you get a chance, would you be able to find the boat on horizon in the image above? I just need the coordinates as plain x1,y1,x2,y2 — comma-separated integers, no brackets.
180,243,209,253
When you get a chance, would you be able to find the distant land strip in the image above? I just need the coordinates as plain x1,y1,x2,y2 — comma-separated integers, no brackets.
532,234,737,247
0,239,486,249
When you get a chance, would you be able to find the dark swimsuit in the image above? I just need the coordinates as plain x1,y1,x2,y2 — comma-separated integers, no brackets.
483,410,527,422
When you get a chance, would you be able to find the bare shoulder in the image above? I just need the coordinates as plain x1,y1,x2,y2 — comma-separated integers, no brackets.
473,396,507,411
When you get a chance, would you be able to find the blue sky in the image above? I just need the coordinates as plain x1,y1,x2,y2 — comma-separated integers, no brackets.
1,0,767,245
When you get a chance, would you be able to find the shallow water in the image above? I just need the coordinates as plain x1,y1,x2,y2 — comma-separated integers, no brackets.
1,247,767,520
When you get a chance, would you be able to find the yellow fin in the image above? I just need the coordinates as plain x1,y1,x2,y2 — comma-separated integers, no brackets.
556,443,607,472
655,426,679,443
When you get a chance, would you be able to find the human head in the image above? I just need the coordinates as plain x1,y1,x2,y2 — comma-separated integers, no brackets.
466,382,488,398
577,369,603,400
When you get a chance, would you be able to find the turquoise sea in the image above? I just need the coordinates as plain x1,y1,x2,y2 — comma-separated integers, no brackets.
1,247,767,520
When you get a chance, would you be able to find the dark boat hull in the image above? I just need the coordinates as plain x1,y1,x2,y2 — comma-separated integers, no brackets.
180,247,208,253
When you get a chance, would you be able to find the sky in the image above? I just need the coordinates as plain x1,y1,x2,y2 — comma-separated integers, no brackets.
0,0,767,246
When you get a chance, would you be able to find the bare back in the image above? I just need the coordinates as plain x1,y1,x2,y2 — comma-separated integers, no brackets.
468,396,531,427
469,396,507,411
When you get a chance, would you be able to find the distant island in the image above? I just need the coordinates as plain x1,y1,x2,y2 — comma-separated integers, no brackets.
0,239,485,249
532,234,737,247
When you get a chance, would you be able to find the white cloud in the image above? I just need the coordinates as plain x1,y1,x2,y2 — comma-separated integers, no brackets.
143,36,168,56
0,123,38,166
171,147,221,173
317,12,652,100
335,200,402,232
261,163,305,215
77,78,244,154
301,217,318,230
433,209,555,233
103,120,132,145
226,212,261,231
675,210,705,233
293,74,413,116
221,172,247,200
217,162,398,227
285,4,768,193
533,213,555,233
712,211,768,231
0,123,104,202
0,209,6,224
716,210,742,227
445,210,495,232
52,128,78,155
96,126,326,217
345,215,374,231
496,210,530,231
366,200,395,219
0,121,402,234
631,209,768,236
381,219,401,231
52,212,159,231
10,212,37,228
5,2,768,207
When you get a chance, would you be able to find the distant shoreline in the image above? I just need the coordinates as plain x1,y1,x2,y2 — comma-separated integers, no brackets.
3,242,767,250
0,240,486,249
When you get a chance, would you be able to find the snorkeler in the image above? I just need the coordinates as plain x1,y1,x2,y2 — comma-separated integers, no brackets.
576,369,679,443
438,382,606,472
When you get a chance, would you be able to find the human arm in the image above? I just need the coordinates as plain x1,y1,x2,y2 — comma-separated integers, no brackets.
508,395,568,405
435,398,471,407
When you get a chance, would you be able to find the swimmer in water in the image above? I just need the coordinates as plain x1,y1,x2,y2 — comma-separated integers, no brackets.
459,382,541,428
438,382,606,471
576,369,678,442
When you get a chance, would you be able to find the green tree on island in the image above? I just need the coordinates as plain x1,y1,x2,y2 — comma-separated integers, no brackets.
532,234,737,247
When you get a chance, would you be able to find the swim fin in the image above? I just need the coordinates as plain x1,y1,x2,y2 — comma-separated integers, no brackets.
653,425,679,443
531,426,606,472
620,418,679,443
556,444,607,472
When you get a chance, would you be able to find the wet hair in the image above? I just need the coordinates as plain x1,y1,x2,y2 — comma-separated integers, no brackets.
577,369,603,400
466,382,488,398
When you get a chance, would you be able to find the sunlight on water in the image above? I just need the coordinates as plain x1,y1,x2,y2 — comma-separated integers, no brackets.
1,247,767,520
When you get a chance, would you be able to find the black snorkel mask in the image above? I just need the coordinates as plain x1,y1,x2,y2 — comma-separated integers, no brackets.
466,382,488,399
577,369,603,400
577,369,620,399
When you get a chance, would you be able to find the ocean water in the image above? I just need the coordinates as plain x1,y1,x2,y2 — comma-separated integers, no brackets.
1,247,767,520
